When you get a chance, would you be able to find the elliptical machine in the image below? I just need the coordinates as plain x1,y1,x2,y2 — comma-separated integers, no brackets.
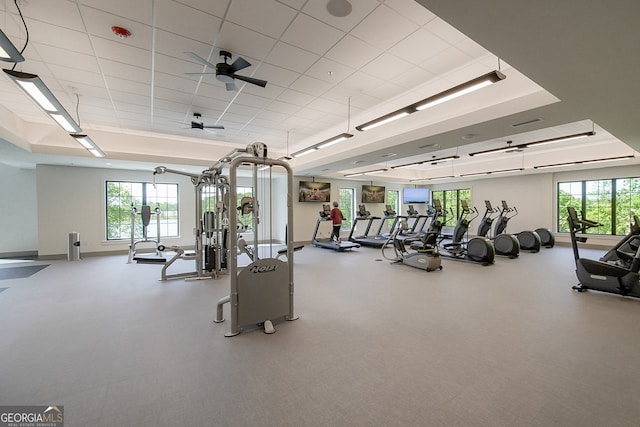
382,218,442,271
567,206,640,297
495,201,541,252
428,199,494,265
476,200,519,258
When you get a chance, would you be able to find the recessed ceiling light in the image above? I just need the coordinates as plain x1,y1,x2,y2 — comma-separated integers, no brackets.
326,0,352,17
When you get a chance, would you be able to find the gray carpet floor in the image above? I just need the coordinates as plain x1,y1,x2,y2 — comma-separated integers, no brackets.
1,245,640,426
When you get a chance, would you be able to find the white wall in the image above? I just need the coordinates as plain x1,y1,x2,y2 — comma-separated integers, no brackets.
6,162,634,257
36,165,197,257
293,178,405,242
0,163,38,255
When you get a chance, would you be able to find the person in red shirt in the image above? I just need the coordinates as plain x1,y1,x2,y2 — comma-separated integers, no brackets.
330,201,343,242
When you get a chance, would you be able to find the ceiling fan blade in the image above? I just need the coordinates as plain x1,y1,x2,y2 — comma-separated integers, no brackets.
184,72,217,75
203,125,225,130
184,51,217,68
232,74,268,88
229,56,251,73
225,82,238,91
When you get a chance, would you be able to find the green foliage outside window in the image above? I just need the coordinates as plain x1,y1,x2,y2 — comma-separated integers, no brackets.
432,188,471,226
557,177,640,234
106,181,178,240
339,188,355,230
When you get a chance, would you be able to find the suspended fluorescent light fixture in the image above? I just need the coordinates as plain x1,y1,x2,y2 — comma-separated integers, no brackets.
410,175,455,182
4,69,82,132
355,109,412,132
0,29,25,63
344,168,388,178
356,70,506,132
291,147,318,158
316,132,353,149
70,134,105,158
533,155,634,169
391,154,460,169
460,167,523,177
415,70,505,111
469,131,596,157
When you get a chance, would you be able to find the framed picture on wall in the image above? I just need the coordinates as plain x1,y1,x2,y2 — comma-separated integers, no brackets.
362,185,385,203
298,181,331,202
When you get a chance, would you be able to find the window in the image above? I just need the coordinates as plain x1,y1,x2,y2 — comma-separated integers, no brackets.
432,188,471,226
339,187,355,230
106,181,179,240
557,177,640,234
201,185,254,230
386,189,399,227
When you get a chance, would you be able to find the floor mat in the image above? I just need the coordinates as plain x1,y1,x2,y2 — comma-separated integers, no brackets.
0,264,50,280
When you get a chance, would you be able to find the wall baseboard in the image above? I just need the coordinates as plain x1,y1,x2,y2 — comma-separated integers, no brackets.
0,250,38,259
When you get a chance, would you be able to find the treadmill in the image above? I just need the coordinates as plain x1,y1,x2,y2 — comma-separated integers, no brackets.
312,204,360,251
348,204,389,248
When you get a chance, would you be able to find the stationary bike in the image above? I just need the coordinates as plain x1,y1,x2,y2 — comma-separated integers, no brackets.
428,199,494,265
567,206,640,297
476,200,520,258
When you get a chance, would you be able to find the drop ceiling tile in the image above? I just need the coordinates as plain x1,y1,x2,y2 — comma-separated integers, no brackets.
350,4,419,51
265,99,302,115
265,42,320,73
100,60,149,83
276,89,316,107
361,52,415,82
217,21,278,61
21,1,85,31
79,0,154,25
324,34,383,71
385,0,437,26
155,1,223,45
250,62,301,88
338,71,385,93
169,0,229,18
154,30,213,63
390,28,450,65
305,57,355,84
33,45,101,73
419,46,473,76
26,21,94,55
289,75,332,97
281,13,346,56
91,37,152,69
301,0,379,33
425,17,467,45
226,0,297,39
79,6,153,51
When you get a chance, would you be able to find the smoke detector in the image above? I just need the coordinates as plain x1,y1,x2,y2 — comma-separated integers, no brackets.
111,26,131,39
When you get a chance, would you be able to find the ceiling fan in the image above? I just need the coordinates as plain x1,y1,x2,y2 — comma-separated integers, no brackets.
188,113,224,131
185,50,268,91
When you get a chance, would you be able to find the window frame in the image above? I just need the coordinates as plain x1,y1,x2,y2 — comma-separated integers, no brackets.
105,180,179,241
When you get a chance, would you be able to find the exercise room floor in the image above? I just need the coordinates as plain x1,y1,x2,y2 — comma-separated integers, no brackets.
1,244,640,426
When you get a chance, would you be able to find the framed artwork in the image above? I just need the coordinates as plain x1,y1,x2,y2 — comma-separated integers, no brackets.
362,185,385,203
299,181,331,202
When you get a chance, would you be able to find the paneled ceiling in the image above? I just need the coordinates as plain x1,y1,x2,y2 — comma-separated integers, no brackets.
1,0,638,181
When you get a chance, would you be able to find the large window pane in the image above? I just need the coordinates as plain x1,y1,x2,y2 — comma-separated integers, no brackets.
339,188,355,230
106,181,179,240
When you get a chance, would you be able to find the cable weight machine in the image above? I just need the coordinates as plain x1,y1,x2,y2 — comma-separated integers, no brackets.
213,143,298,336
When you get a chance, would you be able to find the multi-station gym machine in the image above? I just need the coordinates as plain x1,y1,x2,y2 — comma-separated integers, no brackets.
154,142,298,336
